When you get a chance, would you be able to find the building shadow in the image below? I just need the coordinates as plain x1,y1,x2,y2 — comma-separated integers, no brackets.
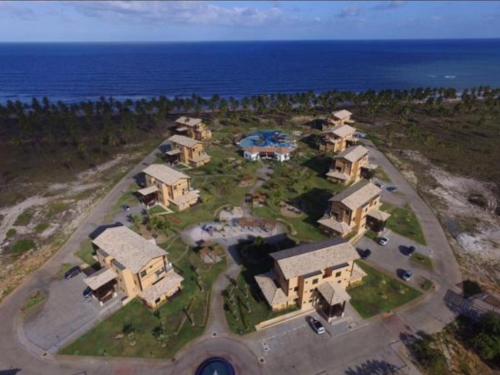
88,223,124,240
293,187,333,224
344,359,399,375
0,370,22,375
302,155,332,176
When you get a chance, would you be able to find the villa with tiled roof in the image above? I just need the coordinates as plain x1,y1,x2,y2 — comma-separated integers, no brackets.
175,116,212,141
166,134,210,167
326,145,376,185
254,239,365,322
84,226,183,309
318,180,390,238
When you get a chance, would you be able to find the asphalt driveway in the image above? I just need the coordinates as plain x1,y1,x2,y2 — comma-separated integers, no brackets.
22,270,121,354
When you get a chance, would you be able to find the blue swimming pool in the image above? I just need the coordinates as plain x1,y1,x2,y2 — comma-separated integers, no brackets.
195,357,236,375
239,130,295,150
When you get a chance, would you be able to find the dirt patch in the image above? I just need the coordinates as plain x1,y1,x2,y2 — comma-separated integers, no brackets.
389,150,500,291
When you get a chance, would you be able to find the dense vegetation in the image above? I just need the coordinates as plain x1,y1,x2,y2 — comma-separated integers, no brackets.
1,86,499,205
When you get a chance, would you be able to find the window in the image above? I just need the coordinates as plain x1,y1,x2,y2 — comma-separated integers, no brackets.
140,270,147,277
155,298,161,303
294,286,299,291
335,271,342,278
312,279,319,285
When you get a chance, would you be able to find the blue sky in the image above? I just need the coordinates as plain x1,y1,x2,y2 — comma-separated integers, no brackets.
1,1,499,42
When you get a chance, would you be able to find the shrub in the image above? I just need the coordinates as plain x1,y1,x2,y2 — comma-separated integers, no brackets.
11,239,36,255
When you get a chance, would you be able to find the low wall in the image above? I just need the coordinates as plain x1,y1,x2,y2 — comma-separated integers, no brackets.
255,307,313,331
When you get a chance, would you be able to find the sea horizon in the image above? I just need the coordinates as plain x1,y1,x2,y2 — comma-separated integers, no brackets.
1,39,500,103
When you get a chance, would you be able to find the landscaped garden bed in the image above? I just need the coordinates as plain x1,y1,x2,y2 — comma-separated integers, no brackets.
61,239,226,359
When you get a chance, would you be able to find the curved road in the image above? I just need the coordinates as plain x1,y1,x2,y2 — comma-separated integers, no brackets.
0,140,461,375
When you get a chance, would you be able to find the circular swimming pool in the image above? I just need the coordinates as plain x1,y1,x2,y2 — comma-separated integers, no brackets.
195,357,236,375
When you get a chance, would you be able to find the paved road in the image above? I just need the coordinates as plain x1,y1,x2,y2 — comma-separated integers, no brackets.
0,139,461,375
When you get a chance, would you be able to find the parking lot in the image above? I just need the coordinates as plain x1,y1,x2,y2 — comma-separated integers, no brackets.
357,230,435,289
22,271,121,354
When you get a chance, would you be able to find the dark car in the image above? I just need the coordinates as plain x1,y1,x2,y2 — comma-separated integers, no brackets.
64,266,81,280
83,287,93,299
361,249,372,259
405,246,416,256
401,270,413,281
386,186,397,192
307,316,326,335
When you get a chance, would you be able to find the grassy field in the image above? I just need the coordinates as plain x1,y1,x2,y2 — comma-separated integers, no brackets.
76,240,99,268
62,239,226,359
348,261,422,319
382,203,427,245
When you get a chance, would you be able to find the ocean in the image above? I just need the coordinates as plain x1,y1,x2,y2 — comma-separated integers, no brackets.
0,39,499,103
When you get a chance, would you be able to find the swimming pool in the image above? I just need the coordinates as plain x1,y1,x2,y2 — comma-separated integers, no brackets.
195,357,236,375
239,130,295,150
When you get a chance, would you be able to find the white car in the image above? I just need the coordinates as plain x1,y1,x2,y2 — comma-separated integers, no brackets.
378,236,389,246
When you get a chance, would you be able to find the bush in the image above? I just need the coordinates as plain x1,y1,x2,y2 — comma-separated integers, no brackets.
11,239,36,255
470,313,500,365
408,334,449,374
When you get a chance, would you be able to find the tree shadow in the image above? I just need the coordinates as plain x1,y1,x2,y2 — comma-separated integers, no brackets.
300,133,321,150
0,370,22,375
293,187,332,224
344,359,399,375
302,155,332,176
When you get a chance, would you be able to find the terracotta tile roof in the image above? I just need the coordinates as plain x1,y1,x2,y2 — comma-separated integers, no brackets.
93,226,166,274
83,268,117,291
175,116,203,127
271,239,359,280
332,109,352,120
143,164,190,186
317,280,351,305
139,271,184,305
317,217,352,235
255,271,288,306
329,180,381,211
168,134,201,148
334,145,368,163
331,124,356,138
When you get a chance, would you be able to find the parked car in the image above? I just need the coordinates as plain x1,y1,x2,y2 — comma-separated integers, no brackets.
307,316,326,335
386,186,397,192
401,270,413,281
361,249,372,259
83,287,93,299
378,236,389,246
405,246,416,256
64,266,81,280
122,204,130,212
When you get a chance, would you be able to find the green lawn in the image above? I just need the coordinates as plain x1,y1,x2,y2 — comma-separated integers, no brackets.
348,261,422,319
382,203,427,245
76,240,99,268
411,252,433,270
62,239,226,359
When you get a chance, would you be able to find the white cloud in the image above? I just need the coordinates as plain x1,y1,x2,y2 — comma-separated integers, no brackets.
67,1,290,27
0,2,36,20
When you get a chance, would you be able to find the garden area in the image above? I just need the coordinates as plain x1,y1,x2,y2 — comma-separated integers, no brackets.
222,236,297,335
62,239,226,359
347,261,422,319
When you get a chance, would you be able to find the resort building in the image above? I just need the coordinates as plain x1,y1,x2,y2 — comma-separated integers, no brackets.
327,109,354,127
166,134,210,167
174,116,212,141
254,239,366,322
139,164,200,211
83,226,183,309
318,180,390,238
319,124,357,154
326,145,375,185
239,131,296,162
